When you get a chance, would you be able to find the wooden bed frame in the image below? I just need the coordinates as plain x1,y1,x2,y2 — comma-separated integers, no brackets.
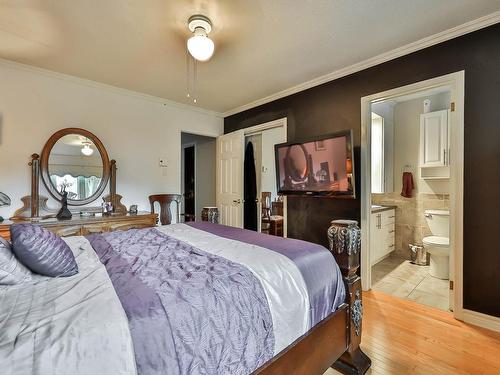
253,227,371,375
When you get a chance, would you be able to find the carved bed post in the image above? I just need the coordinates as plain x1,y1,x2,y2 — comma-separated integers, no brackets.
29,154,40,218
328,220,371,375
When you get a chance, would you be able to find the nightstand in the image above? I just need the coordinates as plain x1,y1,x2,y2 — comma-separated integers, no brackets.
0,220,12,241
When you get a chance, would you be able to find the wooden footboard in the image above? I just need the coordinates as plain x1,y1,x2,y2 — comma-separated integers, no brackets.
253,222,371,375
254,304,348,375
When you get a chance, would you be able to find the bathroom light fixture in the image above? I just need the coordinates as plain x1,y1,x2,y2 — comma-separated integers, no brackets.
81,140,94,156
187,15,214,62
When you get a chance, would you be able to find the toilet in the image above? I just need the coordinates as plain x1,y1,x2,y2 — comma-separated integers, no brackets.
423,210,450,279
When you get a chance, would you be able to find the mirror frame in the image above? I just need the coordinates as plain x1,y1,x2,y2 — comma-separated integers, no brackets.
40,128,110,206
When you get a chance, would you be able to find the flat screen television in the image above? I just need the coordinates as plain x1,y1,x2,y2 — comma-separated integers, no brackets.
275,130,355,197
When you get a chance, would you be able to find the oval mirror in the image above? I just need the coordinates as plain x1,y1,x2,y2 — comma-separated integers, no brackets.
40,128,110,206
284,144,309,183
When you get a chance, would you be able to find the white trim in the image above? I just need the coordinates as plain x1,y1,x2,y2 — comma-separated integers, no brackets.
243,118,289,136
0,58,223,118
223,12,500,117
462,309,500,333
360,71,465,320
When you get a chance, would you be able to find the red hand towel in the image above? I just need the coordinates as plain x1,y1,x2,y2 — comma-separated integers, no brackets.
401,172,414,198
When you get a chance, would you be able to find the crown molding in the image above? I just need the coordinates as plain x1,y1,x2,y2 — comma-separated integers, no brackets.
0,58,223,118
223,11,500,117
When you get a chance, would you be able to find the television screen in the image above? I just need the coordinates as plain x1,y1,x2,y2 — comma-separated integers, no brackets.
275,130,355,197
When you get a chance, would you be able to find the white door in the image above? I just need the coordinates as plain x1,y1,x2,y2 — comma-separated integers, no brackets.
216,130,244,227
420,110,449,167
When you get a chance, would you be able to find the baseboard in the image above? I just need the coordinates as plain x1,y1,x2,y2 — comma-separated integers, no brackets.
462,309,500,332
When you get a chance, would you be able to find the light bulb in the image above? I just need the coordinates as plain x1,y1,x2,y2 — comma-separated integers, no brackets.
187,28,214,62
81,143,94,156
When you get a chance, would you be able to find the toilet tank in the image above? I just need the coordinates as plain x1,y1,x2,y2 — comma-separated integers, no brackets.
424,210,449,237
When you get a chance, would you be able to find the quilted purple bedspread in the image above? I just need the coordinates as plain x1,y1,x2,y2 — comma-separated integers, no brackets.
87,228,274,375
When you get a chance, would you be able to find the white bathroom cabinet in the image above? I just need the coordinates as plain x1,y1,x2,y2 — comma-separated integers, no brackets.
370,208,396,265
419,109,450,179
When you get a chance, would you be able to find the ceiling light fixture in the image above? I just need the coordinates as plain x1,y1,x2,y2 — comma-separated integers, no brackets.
187,15,214,62
81,140,94,156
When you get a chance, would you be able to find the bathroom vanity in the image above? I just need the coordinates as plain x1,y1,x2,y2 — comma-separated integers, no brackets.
370,206,396,265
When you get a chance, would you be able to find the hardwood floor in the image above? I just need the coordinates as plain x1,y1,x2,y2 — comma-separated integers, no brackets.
325,290,500,375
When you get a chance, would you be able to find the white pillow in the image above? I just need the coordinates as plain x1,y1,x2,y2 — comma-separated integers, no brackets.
0,237,32,285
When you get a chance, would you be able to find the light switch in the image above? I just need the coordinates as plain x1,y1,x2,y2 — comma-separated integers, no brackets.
159,158,168,167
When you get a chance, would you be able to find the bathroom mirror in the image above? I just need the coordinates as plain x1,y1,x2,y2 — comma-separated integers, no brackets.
40,128,110,206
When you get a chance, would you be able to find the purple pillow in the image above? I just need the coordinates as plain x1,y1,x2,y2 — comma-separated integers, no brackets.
10,223,78,277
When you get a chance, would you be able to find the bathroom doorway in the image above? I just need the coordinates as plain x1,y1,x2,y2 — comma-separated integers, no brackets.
181,132,217,221
360,72,464,318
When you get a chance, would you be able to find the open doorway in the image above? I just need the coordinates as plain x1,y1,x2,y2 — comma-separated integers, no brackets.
361,72,464,318
183,144,195,221
216,118,287,235
181,132,216,222
243,121,287,237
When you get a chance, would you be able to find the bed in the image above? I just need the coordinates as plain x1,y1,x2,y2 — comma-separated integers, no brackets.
0,222,370,375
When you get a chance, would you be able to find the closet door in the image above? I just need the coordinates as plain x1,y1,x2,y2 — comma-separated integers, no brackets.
216,130,244,227
420,110,449,167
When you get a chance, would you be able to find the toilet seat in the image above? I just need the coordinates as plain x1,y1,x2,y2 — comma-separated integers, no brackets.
423,236,449,248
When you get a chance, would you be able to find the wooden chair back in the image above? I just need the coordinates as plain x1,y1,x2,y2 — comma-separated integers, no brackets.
272,201,284,216
261,192,272,221
149,194,182,225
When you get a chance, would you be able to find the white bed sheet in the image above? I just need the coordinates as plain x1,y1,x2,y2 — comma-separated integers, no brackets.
0,236,137,375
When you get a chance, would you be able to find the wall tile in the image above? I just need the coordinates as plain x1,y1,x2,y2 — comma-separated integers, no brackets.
372,191,450,260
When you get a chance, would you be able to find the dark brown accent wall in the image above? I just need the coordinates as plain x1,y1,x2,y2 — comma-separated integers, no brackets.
225,24,500,317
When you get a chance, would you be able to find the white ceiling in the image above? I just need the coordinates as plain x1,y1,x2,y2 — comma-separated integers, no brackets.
1,1,499,114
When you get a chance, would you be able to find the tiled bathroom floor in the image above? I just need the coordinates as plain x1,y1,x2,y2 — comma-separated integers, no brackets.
371,254,450,311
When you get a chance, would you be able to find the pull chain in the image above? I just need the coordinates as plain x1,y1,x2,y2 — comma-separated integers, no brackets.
185,52,198,104
186,51,191,98
193,58,198,104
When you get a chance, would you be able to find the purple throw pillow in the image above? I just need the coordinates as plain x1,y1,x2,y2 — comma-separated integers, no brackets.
10,223,78,277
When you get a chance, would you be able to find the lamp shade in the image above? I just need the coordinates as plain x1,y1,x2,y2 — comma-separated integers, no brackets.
187,29,214,61
0,192,11,207
81,143,94,156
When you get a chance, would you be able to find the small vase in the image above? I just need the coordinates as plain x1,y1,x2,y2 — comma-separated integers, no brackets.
201,207,219,224
327,219,361,255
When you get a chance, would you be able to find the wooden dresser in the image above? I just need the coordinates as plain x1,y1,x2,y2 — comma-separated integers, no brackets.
0,220,13,241
0,212,157,240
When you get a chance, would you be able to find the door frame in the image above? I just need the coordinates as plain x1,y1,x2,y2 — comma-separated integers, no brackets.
244,118,288,237
181,142,196,219
221,117,288,236
244,133,263,232
360,71,465,320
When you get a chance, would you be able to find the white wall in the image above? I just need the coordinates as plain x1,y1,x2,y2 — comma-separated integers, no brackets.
0,61,223,219
393,92,451,194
